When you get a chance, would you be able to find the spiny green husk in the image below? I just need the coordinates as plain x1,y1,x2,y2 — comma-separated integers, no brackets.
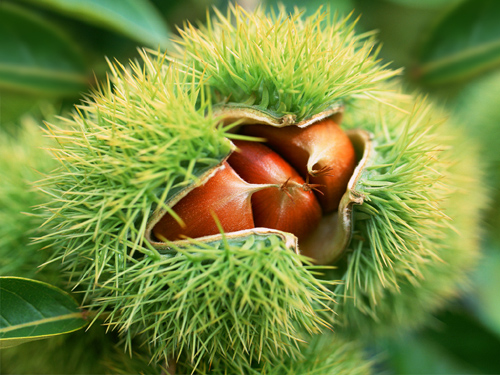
172,4,487,334
173,5,398,122
105,333,373,375
39,52,231,282
335,91,487,333
35,5,487,372
37,52,336,370
176,334,373,374
96,234,334,367
0,121,122,374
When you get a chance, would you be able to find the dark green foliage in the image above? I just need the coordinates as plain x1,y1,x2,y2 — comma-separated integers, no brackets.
0,277,86,348
416,0,500,85
1,324,115,375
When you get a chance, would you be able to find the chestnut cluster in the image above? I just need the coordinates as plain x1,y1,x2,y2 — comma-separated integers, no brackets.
153,118,356,243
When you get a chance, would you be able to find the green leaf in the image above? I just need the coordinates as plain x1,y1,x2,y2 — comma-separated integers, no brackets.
385,0,463,9
0,94,39,126
380,334,476,374
0,277,87,349
264,0,355,17
415,0,500,85
472,240,500,339
422,309,500,374
0,3,88,95
380,307,500,374
19,0,172,49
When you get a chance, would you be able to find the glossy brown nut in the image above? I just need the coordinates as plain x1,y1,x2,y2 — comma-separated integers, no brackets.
153,162,259,241
228,140,322,241
242,118,357,212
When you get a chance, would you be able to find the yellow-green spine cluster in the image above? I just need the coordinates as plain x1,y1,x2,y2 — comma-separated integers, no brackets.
335,93,487,333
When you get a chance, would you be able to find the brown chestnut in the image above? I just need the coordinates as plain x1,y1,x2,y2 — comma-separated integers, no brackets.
228,140,322,241
153,117,357,249
153,162,262,241
242,118,357,212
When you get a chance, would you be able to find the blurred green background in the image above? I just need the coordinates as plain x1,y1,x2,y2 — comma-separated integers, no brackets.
1,0,500,373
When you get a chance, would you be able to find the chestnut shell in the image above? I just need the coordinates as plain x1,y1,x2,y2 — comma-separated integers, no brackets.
145,105,373,264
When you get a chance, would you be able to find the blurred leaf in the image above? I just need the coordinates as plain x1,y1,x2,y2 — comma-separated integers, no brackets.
153,0,222,31
0,323,113,375
415,0,500,85
380,334,476,374
452,69,500,170
0,3,88,95
472,240,500,339
354,0,437,73
385,0,463,9
0,277,87,349
423,309,500,374
381,307,500,374
0,94,39,126
19,0,173,50
451,69,500,238
264,0,355,17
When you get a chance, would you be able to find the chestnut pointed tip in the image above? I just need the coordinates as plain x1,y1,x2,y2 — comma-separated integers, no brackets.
153,117,357,247
310,164,335,178
302,183,325,195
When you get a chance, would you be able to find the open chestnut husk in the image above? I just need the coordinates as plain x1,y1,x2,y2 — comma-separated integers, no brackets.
146,108,373,265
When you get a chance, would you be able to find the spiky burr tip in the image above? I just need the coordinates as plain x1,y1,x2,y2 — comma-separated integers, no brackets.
104,332,373,375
